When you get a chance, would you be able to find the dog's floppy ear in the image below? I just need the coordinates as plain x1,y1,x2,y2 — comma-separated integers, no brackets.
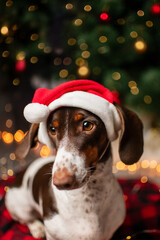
116,105,143,165
15,123,39,160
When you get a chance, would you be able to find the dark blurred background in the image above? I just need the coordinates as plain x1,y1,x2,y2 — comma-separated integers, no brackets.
0,0,160,180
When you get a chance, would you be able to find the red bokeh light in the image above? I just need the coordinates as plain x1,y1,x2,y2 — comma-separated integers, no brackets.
151,4,160,15
15,60,26,72
100,13,109,21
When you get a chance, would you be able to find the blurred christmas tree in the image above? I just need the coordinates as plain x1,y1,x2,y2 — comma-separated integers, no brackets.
1,0,160,124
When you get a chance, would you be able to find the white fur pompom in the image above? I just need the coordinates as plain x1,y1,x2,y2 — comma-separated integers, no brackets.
24,103,50,123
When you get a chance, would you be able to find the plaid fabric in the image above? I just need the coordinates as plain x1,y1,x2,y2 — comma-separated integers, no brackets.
112,179,160,240
0,177,160,240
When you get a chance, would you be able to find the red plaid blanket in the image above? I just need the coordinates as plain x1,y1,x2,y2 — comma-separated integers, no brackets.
0,177,160,240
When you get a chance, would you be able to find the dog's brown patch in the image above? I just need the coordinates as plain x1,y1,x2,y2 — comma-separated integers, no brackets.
100,135,107,145
85,198,90,202
11,168,27,188
74,113,84,122
32,162,58,218
85,209,90,214
84,146,98,166
70,163,78,172
52,120,59,128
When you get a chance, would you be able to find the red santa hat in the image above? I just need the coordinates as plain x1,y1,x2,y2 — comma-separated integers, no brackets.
24,80,121,148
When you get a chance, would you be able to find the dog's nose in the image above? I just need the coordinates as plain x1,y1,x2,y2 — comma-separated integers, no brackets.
53,168,75,190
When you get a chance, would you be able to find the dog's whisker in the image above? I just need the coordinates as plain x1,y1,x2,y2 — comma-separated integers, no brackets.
44,172,52,176
86,166,96,170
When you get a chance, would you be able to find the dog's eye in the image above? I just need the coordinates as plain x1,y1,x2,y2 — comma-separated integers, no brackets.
83,121,94,131
50,127,56,135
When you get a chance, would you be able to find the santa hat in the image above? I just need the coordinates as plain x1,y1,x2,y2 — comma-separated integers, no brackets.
24,80,121,149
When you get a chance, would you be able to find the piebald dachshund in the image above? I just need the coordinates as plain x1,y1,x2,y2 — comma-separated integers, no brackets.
5,106,143,240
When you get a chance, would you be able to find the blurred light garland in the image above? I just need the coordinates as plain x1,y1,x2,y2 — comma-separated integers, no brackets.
1,128,160,185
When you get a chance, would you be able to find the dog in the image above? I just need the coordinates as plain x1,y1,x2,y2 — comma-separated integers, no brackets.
5,80,143,240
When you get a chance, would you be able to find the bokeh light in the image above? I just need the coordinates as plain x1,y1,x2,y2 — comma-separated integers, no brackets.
2,132,14,144
78,66,89,76
40,145,51,158
1,26,9,35
14,130,25,143
100,13,109,21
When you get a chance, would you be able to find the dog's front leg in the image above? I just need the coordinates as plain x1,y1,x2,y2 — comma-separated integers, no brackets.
27,220,45,239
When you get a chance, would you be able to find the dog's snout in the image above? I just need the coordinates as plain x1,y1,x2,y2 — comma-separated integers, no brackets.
53,168,75,190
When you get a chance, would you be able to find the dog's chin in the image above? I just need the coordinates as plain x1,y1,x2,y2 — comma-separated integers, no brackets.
56,182,82,191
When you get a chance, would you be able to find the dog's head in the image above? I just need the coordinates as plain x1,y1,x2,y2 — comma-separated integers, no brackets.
15,80,143,190
47,107,109,190
15,105,143,190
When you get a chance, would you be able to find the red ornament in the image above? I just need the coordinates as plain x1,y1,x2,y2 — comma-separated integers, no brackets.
151,4,160,15
100,13,109,21
15,59,26,72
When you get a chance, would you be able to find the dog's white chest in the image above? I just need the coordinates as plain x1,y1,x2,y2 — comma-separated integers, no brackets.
44,174,125,240
45,202,100,240
45,190,102,240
